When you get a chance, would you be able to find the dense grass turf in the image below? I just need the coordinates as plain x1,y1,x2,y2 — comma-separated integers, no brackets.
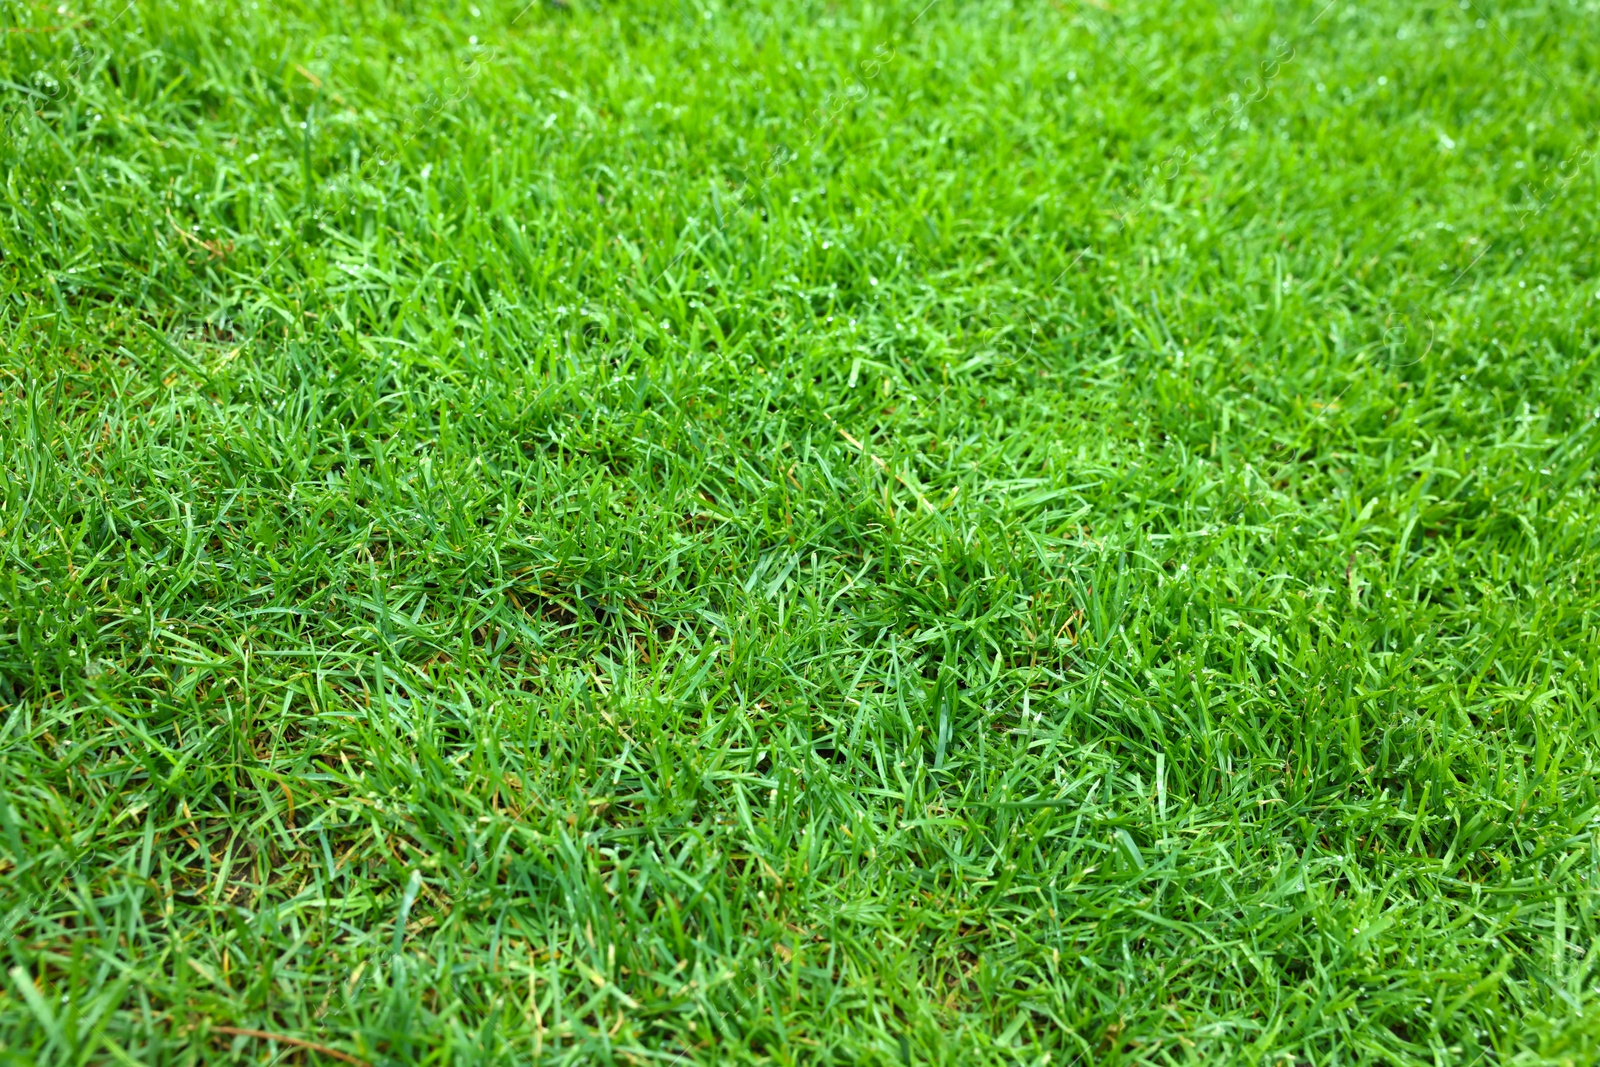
3,0,1600,1061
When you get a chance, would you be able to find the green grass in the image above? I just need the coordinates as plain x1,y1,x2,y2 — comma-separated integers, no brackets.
2,0,1600,1061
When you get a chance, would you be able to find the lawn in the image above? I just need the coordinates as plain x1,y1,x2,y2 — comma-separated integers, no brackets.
2,0,1600,1062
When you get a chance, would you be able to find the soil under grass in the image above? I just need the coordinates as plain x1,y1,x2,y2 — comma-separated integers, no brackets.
3,0,1600,1062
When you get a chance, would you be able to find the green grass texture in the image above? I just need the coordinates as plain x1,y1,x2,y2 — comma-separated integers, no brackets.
3,0,1600,1062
